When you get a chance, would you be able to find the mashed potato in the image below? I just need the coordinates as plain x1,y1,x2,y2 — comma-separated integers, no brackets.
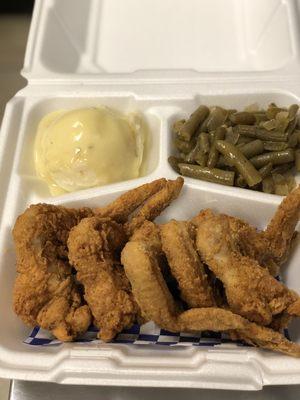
34,107,145,195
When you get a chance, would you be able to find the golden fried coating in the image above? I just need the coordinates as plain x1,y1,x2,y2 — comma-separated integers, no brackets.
68,216,138,341
288,297,300,316
194,186,300,277
178,308,246,331
195,209,298,325
13,204,92,341
12,178,300,356
122,224,179,331
122,221,300,357
263,185,300,264
95,178,167,222
225,216,280,276
125,177,184,235
160,220,215,308
235,323,300,357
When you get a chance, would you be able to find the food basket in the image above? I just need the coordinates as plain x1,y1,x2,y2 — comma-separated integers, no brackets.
0,0,300,390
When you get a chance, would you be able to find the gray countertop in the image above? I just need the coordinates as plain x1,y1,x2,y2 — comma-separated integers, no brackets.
8,381,300,400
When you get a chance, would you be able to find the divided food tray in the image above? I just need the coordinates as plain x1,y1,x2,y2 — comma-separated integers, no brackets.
1,0,300,390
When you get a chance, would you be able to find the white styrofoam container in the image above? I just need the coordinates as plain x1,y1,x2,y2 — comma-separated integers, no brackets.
1,0,300,390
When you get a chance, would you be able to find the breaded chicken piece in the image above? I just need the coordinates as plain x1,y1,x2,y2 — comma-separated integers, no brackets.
122,221,179,331
193,186,300,277
95,178,167,222
68,216,138,341
263,185,300,264
124,177,184,236
13,204,92,341
233,323,300,357
95,177,184,236
122,222,300,357
160,220,215,308
195,210,299,326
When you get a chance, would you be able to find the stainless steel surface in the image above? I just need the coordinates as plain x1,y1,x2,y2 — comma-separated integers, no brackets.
9,381,300,400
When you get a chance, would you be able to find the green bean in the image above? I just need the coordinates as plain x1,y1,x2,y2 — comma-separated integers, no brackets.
272,173,285,185
288,104,299,121
225,126,239,144
259,162,273,179
172,119,185,135
199,132,210,154
237,136,253,145
254,112,268,124
199,113,210,132
275,111,289,132
295,149,300,172
286,175,297,192
258,127,288,141
288,129,299,148
174,138,195,154
188,134,210,167
216,155,228,168
229,111,256,125
262,176,275,194
225,109,237,126
228,109,238,115
207,126,226,168
215,140,262,187
286,117,297,136
260,119,278,131
250,149,294,168
178,105,209,141
275,181,289,196
295,130,300,145
235,175,247,188
289,129,300,147
239,139,264,158
209,131,215,145
266,104,285,120
195,153,208,167
273,172,296,195
271,163,294,175
263,141,288,151
168,156,183,174
171,102,299,195
178,163,235,186
234,125,288,142
275,185,289,196
185,138,207,167
206,107,228,131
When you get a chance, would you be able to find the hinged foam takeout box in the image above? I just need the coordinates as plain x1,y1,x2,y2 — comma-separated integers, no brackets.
1,0,300,390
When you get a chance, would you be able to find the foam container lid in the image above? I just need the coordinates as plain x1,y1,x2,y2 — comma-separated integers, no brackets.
1,0,300,390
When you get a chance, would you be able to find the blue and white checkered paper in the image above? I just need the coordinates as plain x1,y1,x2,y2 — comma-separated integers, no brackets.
24,321,248,347
24,276,289,347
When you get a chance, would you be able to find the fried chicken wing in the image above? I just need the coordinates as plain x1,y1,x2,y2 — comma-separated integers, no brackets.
195,209,299,325
194,185,300,276
68,216,138,341
122,223,179,331
125,177,184,235
122,222,300,357
235,323,300,357
95,178,167,222
160,220,215,308
122,226,243,332
263,185,300,264
13,204,92,341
